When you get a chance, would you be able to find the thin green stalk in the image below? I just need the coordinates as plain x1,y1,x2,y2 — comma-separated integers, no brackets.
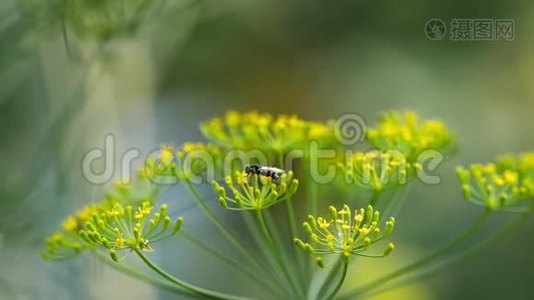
276,150,306,283
135,249,252,300
382,185,412,219
256,209,303,299
264,210,306,297
180,231,280,297
369,189,382,207
308,176,319,217
287,198,308,287
313,256,345,300
92,250,190,296
326,260,349,300
285,198,299,247
339,210,491,299
303,154,319,282
242,212,292,293
365,212,531,297
242,212,282,271
303,150,319,216
183,181,270,276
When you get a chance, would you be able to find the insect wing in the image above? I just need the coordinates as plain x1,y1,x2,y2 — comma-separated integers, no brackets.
261,166,286,174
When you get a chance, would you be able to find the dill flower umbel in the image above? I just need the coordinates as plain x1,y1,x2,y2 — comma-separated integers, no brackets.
78,201,183,261
43,204,101,260
175,142,225,181
294,205,395,265
140,144,178,184
339,150,419,191
366,111,454,161
200,110,335,153
456,157,534,211
212,169,299,210
44,200,183,262
105,176,162,208
496,152,534,179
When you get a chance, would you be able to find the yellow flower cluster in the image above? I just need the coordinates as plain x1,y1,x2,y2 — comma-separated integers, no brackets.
175,142,225,181
44,204,102,260
61,204,100,232
339,150,420,191
212,170,299,210
44,204,104,260
366,111,454,161
496,152,534,179
200,111,335,153
140,144,178,184
43,233,84,260
456,157,534,211
78,201,183,261
103,175,163,209
294,205,395,265
44,199,183,261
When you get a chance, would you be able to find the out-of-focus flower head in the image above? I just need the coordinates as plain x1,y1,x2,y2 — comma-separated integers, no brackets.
139,144,178,183
175,142,225,182
212,170,299,210
496,152,534,180
43,204,101,260
366,111,454,161
456,156,534,211
200,111,335,153
339,150,419,191
294,205,395,266
97,145,177,209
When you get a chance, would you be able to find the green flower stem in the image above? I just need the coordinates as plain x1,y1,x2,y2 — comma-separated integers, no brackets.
256,209,303,299
326,259,349,300
310,184,319,215
303,149,319,282
369,189,382,207
184,181,270,277
302,149,319,216
241,212,292,293
306,177,319,280
135,249,252,300
277,151,285,168
314,256,345,300
365,212,531,298
264,210,306,296
277,148,306,281
382,185,412,218
180,231,281,297
285,198,299,248
339,210,491,299
284,195,308,287
92,250,190,297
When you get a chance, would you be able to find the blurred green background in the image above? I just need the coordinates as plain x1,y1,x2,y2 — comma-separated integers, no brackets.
0,0,532,299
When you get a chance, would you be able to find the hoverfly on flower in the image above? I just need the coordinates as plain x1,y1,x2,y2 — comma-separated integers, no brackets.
244,164,286,184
